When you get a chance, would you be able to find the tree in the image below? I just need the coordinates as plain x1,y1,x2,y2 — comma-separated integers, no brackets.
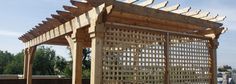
3,52,24,74
1,46,68,75
32,46,67,75
0,50,14,74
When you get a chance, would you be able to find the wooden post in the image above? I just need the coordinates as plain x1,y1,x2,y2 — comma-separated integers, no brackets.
23,48,28,79
164,33,170,84
65,30,85,84
26,46,36,84
209,39,218,84
89,23,105,84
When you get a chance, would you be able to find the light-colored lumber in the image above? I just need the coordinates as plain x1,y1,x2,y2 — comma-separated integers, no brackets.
23,48,28,79
183,9,201,16
24,3,107,47
135,0,154,7
161,4,180,12
192,11,210,18
26,46,36,84
65,35,83,84
202,14,218,20
172,7,191,14
121,0,137,4
150,1,168,9
210,16,226,22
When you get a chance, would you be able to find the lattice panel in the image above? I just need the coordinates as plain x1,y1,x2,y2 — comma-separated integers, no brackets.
102,24,166,84
169,35,211,84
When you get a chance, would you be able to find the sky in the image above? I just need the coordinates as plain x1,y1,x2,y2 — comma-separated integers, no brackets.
0,0,235,67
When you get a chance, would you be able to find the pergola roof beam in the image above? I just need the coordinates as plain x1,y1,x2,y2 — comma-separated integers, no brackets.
19,0,226,43
23,3,107,47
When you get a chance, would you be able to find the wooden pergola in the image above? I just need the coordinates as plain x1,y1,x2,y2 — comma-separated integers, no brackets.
19,0,226,84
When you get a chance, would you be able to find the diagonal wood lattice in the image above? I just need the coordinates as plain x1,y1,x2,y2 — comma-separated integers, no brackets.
19,0,226,84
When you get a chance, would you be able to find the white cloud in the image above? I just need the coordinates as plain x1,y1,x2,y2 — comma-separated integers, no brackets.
0,30,22,37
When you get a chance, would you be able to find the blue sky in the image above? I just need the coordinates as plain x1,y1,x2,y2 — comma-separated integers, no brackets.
0,0,235,67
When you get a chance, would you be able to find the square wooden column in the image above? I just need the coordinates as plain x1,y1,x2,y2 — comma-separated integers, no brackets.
23,48,29,79
26,46,36,84
209,39,218,84
89,23,106,84
66,29,86,84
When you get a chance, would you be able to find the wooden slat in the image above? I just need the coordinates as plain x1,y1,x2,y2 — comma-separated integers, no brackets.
71,0,93,12
38,23,51,32
51,14,67,23
32,28,42,35
192,11,210,18
210,16,226,22
201,14,218,20
161,4,180,12
120,0,138,4
26,33,34,40
135,0,154,7
63,6,82,16
172,7,191,14
34,25,45,35
150,1,168,9
183,10,201,16
46,18,62,27
28,29,38,37
42,21,54,31
56,10,75,21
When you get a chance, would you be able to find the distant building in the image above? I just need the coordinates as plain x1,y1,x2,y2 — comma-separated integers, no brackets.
217,65,235,84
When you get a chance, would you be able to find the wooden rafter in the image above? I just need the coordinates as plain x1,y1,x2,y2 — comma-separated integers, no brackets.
161,4,180,12
23,3,108,47
150,1,168,9
183,10,201,16
42,21,54,31
172,7,191,14
63,6,82,16
70,0,93,12
56,10,75,21
19,0,226,44
192,11,210,18
134,0,154,7
119,0,137,4
202,14,219,20
46,18,62,27
51,14,67,23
